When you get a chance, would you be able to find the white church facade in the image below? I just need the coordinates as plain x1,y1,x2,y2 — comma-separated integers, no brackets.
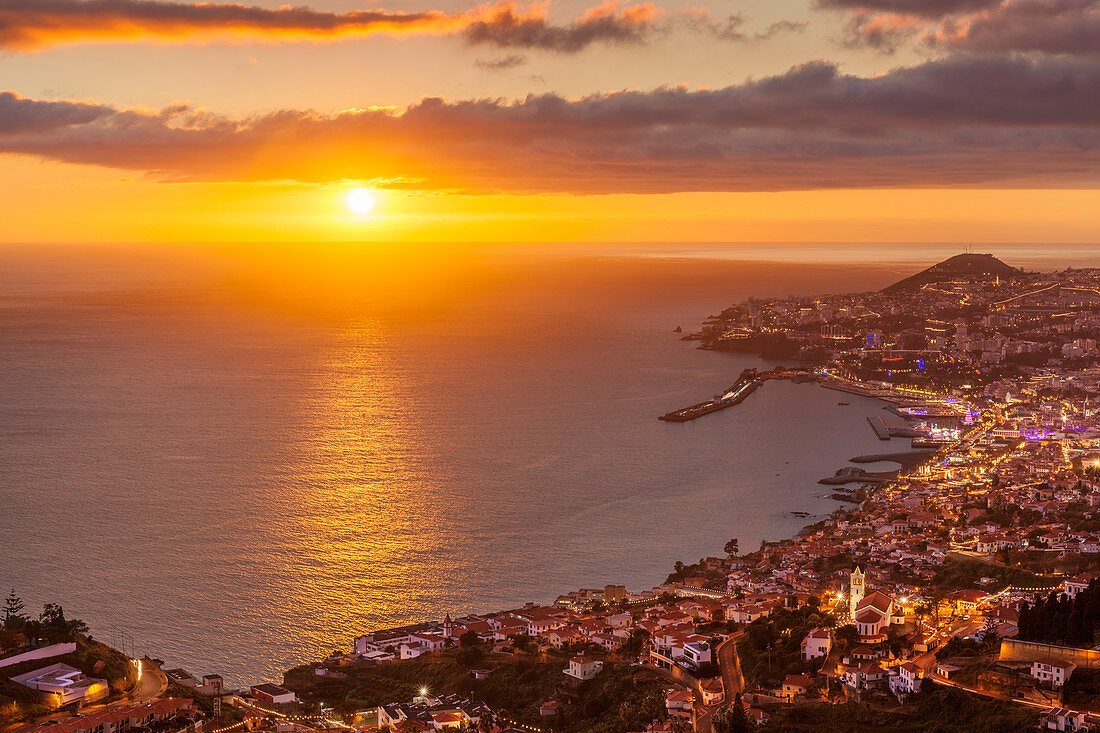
848,567,906,643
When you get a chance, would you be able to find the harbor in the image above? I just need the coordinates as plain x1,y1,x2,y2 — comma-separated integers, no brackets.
658,368,767,422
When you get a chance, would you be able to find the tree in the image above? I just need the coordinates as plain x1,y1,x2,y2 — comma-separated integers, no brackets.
3,589,26,630
712,695,752,733
724,538,740,557
459,630,479,647
674,561,685,574
40,603,67,630
694,661,721,678
834,624,859,646
455,644,484,668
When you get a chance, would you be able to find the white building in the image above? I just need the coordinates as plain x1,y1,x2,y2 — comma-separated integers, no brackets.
1039,706,1090,731
888,662,924,696
250,683,298,705
11,663,109,708
682,641,712,667
565,657,603,680
1032,658,1077,688
1064,572,1099,600
801,628,832,661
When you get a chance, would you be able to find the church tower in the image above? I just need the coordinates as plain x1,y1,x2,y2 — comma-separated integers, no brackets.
850,567,865,619
443,613,453,638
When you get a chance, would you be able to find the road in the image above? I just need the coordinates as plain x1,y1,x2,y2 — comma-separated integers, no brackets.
128,659,168,703
716,633,744,703
693,632,745,733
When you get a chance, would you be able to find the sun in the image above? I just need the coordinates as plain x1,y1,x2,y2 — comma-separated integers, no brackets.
345,188,376,216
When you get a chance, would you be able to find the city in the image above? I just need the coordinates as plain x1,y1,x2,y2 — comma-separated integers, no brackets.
7,253,1100,732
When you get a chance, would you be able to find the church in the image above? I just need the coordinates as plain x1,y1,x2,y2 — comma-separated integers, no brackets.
849,568,906,642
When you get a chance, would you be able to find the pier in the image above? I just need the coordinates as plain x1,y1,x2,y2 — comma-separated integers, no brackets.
867,416,891,440
659,369,763,422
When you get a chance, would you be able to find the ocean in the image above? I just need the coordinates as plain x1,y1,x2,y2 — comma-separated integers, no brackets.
0,242,1088,686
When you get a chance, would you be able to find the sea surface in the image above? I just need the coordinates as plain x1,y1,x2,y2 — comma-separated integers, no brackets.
0,242,1091,686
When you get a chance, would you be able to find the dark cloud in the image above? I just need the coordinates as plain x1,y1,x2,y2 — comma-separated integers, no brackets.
460,1,661,52
815,0,1000,18
838,11,922,51
755,20,808,39
0,0,806,54
1,55,1097,192
475,54,528,69
0,0,673,53
680,11,748,41
0,91,112,134
930,0,1100,55
823,0,1099,56
0,0,469,50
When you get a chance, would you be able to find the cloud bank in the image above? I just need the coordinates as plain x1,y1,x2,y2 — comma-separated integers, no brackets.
1,55,1097,193
0,0,786,53
825,0,1100,56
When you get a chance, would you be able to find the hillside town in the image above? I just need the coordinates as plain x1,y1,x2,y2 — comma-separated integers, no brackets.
8,254,1100,732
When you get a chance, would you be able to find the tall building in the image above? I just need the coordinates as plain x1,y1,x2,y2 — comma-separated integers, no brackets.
850,567,865,619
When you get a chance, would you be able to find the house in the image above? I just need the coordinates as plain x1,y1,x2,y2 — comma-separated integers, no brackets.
936,663,960,680
409,632,447,653
432,712,464,730
399,643,429,660
28,698,196,733
888,662,924,696
544,626,584,649
164,669,202,689
539,701,561,717
940,589,986,616
565,657,603,680
589,633,622,652
843,662,887,690
699,677,724,705
378,693,491,730
1039,706,1090,731
607,612,632,628
1064,572,1099,599
746,707,769,726
781,674,814,700
682,640,713,668
11,663,110,708
801,628,832,660
251,683,298,705
355,622,443,654
665,689,693,712
1032,658,1077,688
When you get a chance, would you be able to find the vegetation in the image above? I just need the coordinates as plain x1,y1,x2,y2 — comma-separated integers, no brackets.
1062,667,1100,709
1,594,91,653
1018,579,1100,647
1,635,137,725
736,606,836,691
284,646,671,733
711,694,752,733
927,557,1039,596
0,593,137,726
759,684,1039,731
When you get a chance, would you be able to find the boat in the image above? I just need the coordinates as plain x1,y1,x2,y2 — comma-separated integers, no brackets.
838,401,850,405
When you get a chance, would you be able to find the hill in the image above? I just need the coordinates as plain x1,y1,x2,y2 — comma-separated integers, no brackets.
882,253,1021,292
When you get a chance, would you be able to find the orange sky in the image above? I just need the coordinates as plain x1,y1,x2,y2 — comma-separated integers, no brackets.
1,0,1097,243
4,154,1097,243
